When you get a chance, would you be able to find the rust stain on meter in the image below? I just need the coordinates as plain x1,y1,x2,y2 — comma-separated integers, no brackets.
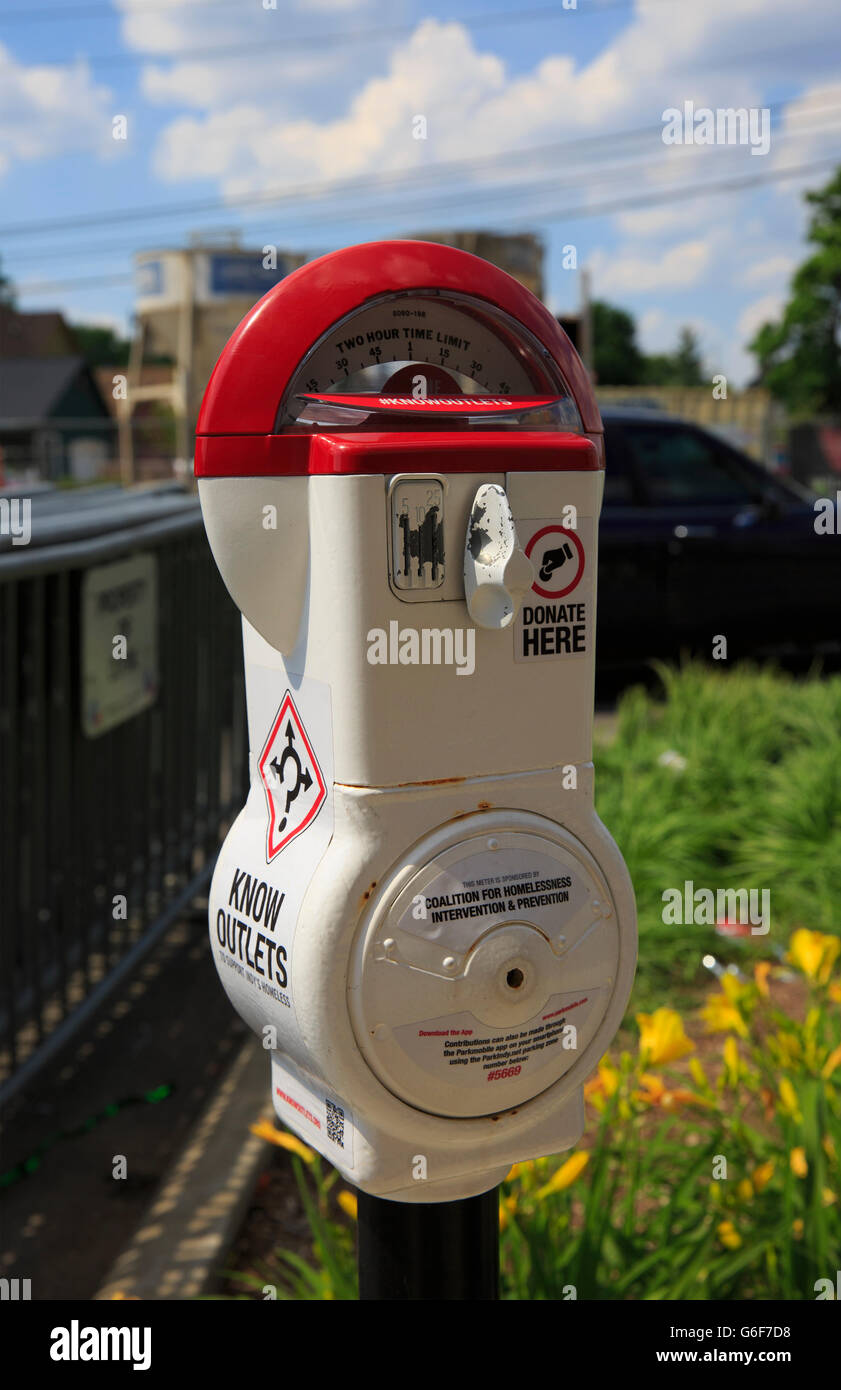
393,775,466,788
359,880,379,908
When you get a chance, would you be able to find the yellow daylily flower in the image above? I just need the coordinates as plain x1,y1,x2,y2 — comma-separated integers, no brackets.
537,1151,589,1198
754,961,772,997
829,982,841,1004
637,1007,694,1065
701,993,749,1038
752,1161,775,1193
250,1120,316,1164
736,1179,754,1202
337,1190,357,1220
769,1030,802,1066
635,1072,711,1110
584,1058,621,1112
498,1194,518,1231
505,1161,534,1184
718,1220,741,1249
778,1078,802,1123
689,1056,710,1090
721,974,753,1005
823,1135,837,1164
821,1044,841,1079
790,1147,808,1178
786,930,840,985
792,1218,804,1238
723,1036,741,1084
822,1188,837,1207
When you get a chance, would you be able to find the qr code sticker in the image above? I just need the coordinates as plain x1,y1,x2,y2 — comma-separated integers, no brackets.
325,1099,344,1148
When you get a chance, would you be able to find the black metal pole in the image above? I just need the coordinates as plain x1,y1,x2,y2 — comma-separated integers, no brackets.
357,1187,500,1301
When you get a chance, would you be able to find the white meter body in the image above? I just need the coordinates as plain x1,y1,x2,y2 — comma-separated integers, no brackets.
196,240,636,1201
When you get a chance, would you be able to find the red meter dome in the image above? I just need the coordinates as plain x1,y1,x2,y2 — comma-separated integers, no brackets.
195,239,601,478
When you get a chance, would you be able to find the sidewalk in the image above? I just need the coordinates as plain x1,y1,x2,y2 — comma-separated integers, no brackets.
1,913,255,1300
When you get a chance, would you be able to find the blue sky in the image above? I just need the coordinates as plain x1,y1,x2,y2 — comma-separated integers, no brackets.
2,0,840,384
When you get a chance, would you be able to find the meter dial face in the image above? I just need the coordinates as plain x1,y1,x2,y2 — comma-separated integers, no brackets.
277,289,580,432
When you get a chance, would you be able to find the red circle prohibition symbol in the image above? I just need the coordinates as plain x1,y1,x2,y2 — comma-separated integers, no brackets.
525,525,585,599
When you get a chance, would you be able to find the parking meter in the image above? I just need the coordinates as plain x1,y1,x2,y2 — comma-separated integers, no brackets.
195,240,636,1202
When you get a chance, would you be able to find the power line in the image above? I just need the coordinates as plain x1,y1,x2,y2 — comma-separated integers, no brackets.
4,2,622,62
0,0,236,18
8,118,841,268
4,94,839,243
16,153,839,296
0,0,652,28
12,3,830,73
0,124,672,239
500,152,841,228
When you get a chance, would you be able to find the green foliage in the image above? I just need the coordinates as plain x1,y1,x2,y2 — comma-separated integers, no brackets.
643,327,706,386
592,300,707,387
592,300,646,385
0,254,15,308
71,322,132,367
749,166,841,415
216,1155,358,1301
594,663,841,999
499,965,841,1300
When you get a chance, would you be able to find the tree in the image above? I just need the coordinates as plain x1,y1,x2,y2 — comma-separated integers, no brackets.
0,255,16,308
590,300,706,386
591,299,646,385
670,326,706,386
644,327,706,386
71,322,132,366
749,166,841,416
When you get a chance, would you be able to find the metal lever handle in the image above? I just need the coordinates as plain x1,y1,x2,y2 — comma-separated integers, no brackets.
463,483,535,630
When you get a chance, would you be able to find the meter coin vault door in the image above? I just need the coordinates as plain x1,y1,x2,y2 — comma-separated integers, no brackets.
195,240,636,1201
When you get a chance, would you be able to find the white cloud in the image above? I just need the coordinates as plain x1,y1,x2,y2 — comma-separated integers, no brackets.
771,80,841,167
117,0,374,112
738,292,785,342
637,308,670,348
0,43,114,178
137,0,841,214
742,254,795,285
151,20,507,188
637,307,717,358
589,237,715,295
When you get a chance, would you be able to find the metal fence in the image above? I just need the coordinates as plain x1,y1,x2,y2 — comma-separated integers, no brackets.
0,486,247,1102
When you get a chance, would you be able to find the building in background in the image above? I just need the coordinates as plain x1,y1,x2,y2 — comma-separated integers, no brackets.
120,238,307,480
409,230,545,299
557,269,593,373
0,306,114,484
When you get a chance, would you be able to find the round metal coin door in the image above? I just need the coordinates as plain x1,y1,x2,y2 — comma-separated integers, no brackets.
349,811,619,1119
